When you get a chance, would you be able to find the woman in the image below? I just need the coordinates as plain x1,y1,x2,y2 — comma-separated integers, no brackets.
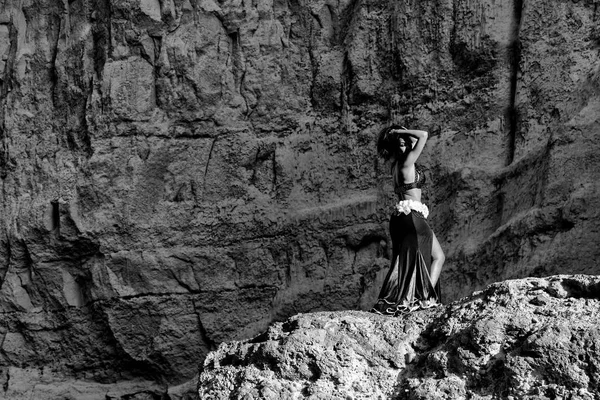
371,125,445,316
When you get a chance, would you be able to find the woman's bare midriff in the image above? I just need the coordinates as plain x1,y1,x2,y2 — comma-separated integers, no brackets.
398,189,421,202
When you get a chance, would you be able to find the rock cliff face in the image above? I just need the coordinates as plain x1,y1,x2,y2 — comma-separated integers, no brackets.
200,275,600,399
0,0,599,397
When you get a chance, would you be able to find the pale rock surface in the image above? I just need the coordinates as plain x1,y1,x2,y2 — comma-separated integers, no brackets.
200,275,600,399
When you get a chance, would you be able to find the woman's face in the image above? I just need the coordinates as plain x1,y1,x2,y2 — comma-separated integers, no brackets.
398,137,407,154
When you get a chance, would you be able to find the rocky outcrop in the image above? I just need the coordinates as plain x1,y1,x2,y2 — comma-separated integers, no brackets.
0,0,599,397
199,275,600,399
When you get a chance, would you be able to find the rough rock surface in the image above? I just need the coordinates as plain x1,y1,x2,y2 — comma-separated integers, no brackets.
0,0,599,397
199,275,600,399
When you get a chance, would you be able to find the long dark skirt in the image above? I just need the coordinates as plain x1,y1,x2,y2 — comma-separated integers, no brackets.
371,211,441,316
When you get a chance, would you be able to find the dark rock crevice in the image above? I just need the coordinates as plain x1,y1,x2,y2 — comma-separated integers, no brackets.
202,137,217,195
557,278,600,300
0,237,10,285
48,9,61,110
91,0,112,80
0,18,18,180
506,0,524,166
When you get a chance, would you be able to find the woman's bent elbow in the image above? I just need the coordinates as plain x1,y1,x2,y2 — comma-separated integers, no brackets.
432,246,445,263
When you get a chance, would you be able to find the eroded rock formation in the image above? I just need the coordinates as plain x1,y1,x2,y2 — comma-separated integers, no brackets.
200,275,600,399
0,0,598,397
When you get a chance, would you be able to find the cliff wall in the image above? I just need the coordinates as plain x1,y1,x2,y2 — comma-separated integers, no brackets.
0,0,598,397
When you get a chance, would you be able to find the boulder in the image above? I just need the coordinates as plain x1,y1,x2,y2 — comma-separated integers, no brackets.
200,275,600,399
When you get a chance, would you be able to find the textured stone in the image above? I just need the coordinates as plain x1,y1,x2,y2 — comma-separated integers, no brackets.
200,275,600,399
0,0,598,397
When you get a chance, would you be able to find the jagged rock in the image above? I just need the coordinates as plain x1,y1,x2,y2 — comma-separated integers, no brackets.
199,275,600,399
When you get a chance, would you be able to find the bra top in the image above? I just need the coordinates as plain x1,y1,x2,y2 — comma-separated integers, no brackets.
393,164,426,194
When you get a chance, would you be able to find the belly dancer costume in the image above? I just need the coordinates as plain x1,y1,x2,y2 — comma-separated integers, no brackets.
371,165,441,316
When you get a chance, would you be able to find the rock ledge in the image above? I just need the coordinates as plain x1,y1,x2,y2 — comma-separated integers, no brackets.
199,275,600,399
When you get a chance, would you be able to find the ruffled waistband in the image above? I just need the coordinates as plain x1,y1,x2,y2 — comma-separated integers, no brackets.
394,199,429,219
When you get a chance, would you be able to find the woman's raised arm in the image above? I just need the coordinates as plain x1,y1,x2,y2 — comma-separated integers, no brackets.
394,128,428,166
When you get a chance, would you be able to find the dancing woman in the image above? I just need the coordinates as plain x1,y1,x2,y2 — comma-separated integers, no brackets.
371,125,445,316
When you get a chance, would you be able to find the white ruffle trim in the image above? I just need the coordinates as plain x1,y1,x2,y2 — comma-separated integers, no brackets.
395,199,429,219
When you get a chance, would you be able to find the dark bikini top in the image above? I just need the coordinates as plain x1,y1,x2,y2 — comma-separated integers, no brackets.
393,164,426,194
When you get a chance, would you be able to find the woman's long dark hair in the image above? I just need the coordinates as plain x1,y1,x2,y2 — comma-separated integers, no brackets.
377,124,411,161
